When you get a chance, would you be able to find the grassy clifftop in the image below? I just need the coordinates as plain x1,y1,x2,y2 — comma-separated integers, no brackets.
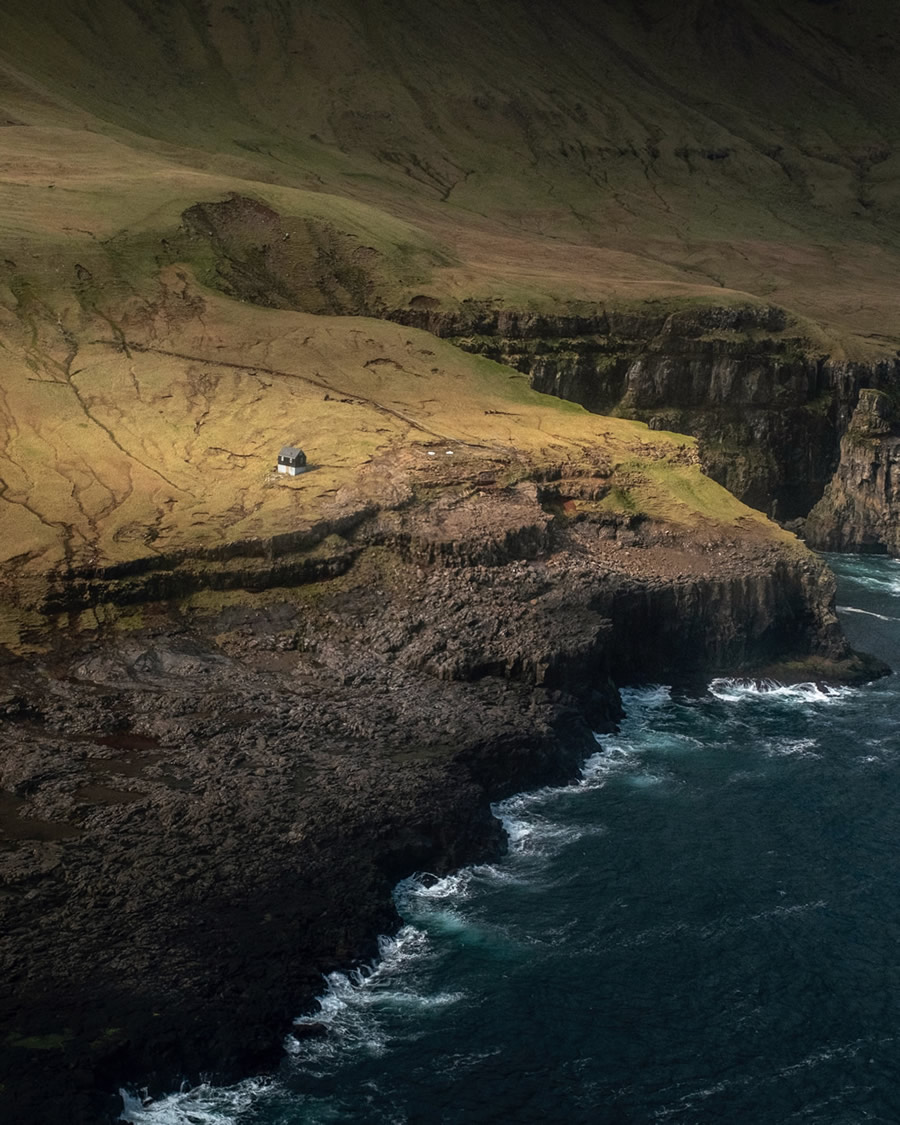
3,259,788,649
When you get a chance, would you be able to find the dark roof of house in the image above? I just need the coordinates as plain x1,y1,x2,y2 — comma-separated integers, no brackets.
278,445,305,461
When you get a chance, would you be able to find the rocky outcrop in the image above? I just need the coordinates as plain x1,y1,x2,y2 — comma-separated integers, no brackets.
392,302,900,522
804,389,900,553
179,195,406,317
0,480,882,1125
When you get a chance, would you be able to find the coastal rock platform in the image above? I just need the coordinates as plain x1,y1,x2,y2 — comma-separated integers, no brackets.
0,493,880,1124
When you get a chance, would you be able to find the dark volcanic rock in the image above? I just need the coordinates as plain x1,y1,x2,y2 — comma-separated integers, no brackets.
0,488,881,1125
805,389,900,553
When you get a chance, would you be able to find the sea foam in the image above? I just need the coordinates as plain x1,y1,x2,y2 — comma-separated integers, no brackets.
708,678,855,705
118,1077,278,1125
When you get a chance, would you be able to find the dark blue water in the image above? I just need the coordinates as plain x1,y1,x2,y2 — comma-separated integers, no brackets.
125,555,900,1125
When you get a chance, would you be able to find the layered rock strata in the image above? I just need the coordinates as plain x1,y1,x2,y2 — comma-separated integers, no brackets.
0,483,880,1125
392,302,900,523
805,389,900,554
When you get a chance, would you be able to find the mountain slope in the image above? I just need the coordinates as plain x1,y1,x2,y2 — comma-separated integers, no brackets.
2,0,900,336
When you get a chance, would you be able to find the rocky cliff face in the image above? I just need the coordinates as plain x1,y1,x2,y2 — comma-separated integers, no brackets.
805,389,900,554
393,303,900,524
0,479,879,1125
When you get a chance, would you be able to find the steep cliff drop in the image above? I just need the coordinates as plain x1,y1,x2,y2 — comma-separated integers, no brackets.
805,390,900,554
392,302,900,527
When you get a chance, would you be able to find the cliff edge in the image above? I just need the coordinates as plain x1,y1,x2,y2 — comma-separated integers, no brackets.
806,389,900,555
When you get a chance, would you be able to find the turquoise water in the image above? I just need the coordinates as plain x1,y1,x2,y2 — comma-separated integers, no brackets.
124,555,900,1124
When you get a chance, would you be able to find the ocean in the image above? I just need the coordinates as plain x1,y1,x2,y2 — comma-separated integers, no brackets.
122,553,900,1124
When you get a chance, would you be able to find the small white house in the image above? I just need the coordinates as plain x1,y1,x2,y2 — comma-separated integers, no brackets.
277,445,307,476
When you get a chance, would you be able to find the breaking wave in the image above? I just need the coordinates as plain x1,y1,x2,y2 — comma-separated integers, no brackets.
118,1078,280,1125
708,678,855,705
838,605,900,623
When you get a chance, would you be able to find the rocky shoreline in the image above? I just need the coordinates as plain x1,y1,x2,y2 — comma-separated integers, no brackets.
0,482,884,1125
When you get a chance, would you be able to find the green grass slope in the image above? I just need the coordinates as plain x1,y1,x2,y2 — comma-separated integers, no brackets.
3,0,900,337
0,0,895,647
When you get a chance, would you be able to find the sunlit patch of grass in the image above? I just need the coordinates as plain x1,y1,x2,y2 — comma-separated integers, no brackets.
1,266,792,607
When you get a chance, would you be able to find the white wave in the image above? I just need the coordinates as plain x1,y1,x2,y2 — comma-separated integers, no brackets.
607,895,830,955
850,751,891,769
581,702,702,789
653,1034,883,1122
620,683,673,710
762,737,820,759
392,872,488,938
482,686,681,855
708,678,854,705
579,744,642,782
492,799,594,858
394,871,472,909
624,771,667,788
290,922,460,1043
748,899,827,924
467,861,525,886
838,604,900,622
118,1077,277,1125
116,922,455,1122
653,1076,737,1118
828,555,900,593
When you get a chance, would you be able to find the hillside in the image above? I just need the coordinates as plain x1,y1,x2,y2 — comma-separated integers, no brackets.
4,0,900,339
1,0,900,630
4,262,758,650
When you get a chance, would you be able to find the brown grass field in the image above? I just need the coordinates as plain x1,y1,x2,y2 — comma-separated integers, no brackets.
1,0,897,646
